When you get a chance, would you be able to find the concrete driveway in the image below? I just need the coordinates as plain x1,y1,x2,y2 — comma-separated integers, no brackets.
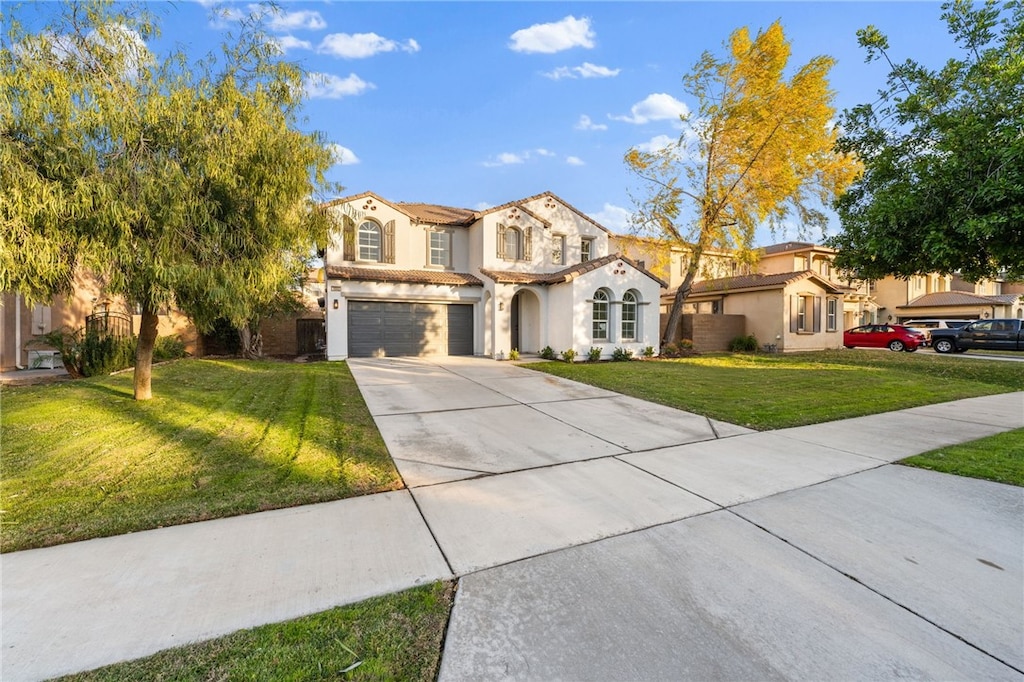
351,357,1024,680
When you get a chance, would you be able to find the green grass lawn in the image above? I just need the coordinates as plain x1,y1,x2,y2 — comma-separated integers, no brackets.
527,350,1024,430
901,428,1024,486
56,581,454,682
1,359,401,553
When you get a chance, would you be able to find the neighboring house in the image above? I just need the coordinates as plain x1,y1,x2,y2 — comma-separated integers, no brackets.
612,235,746,293
1,270,198,371
674,271,846,351
757,242,877,330
321,191,665,360
874,272,1023,322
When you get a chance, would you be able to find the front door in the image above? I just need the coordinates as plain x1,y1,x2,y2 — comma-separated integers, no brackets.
510,293,521,351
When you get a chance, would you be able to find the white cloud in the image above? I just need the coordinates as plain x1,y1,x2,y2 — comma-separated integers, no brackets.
544,61,620,80
268,10,326,31
575,114,607,131
329,144,360,165
509,15,594,54
589,203,632,232
304,72,375,99
483,152,527,167
481,148,559,167
318,32,420,59
612,93,689,125
275,35,312,53
566,156,585,166
474,201,493,211
635,134,676,153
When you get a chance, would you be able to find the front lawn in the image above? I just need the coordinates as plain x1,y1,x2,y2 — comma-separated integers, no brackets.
901,428,1024,486
58,581,454,682
528,350,1024,430
1,359,401,553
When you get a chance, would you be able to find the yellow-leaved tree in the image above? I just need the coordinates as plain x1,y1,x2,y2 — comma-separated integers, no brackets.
626,21,861,346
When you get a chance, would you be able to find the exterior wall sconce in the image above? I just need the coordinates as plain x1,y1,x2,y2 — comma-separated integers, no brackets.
332,300,339,310
499,301,505,311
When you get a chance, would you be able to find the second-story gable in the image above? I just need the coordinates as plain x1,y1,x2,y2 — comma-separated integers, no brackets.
475,192,611,273
323,192,475,273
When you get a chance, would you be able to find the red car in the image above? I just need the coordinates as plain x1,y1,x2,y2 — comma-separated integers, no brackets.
843,324,927,352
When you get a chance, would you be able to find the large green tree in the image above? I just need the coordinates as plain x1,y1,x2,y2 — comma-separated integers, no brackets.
626,21,860,346
2,1,336,399
829,0,1024,282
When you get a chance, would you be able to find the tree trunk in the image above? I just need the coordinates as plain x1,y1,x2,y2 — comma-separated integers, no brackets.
661,260,701,347
238,323,263,359
133,306,159,400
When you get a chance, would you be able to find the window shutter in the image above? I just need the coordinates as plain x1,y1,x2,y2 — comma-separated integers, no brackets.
382,220,395,264
343,216,355,261
813,296,822,333
789,295,798,333
497,224,506,259
523,226,533,260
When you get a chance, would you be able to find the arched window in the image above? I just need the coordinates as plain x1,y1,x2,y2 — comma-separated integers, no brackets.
593,289,610,341
621,290,638,340
504,227,522,260
358,221,381,261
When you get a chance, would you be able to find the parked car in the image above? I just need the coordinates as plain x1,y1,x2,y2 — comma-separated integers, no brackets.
901,319,971,342
843,324,927,352
931,319,1024,353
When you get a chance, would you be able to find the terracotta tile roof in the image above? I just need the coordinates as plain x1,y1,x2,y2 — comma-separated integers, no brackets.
477,269,549,285
479,253,668,288
670,270,844,297
395,202,477,226
898,291,1020,308
326,266,482,287
759,241,820,255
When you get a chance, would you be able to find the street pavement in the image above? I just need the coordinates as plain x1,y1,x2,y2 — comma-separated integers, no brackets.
2,356,1022,681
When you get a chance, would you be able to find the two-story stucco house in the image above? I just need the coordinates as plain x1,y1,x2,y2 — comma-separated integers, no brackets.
321,191,665,360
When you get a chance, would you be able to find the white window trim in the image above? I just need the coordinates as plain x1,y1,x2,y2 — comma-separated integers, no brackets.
426,228,453,269
592,289,610,341
358,220,382,262
581,237,594,263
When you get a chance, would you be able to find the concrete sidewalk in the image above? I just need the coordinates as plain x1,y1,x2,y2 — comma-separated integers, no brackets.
2,357,1022,680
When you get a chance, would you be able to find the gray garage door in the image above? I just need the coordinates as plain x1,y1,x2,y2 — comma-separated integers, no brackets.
348,301,474,357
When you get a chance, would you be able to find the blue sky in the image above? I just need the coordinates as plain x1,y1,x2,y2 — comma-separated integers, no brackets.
16,2,959,245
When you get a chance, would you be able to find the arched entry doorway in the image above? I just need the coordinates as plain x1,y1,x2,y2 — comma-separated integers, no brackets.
509,289,541,352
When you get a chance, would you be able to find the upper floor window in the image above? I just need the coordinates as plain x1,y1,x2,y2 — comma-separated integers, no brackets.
505,227,523,260
592,289,609,340
429,230,451,267
497,224,531,261
581,237,594,263
621,290,638,340
358,221,381,261
552,235,565,266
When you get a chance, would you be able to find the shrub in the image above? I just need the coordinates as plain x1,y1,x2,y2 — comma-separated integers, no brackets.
587,347,602,362
508,348,520,361
642,345,656,358
611,346,634,362
539,345,556,360
153,335,188,362
661,340,698,358
729,334,760,353
34,327,136,377
561,348,577,363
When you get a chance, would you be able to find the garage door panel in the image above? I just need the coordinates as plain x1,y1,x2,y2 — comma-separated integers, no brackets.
348,301,473,358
